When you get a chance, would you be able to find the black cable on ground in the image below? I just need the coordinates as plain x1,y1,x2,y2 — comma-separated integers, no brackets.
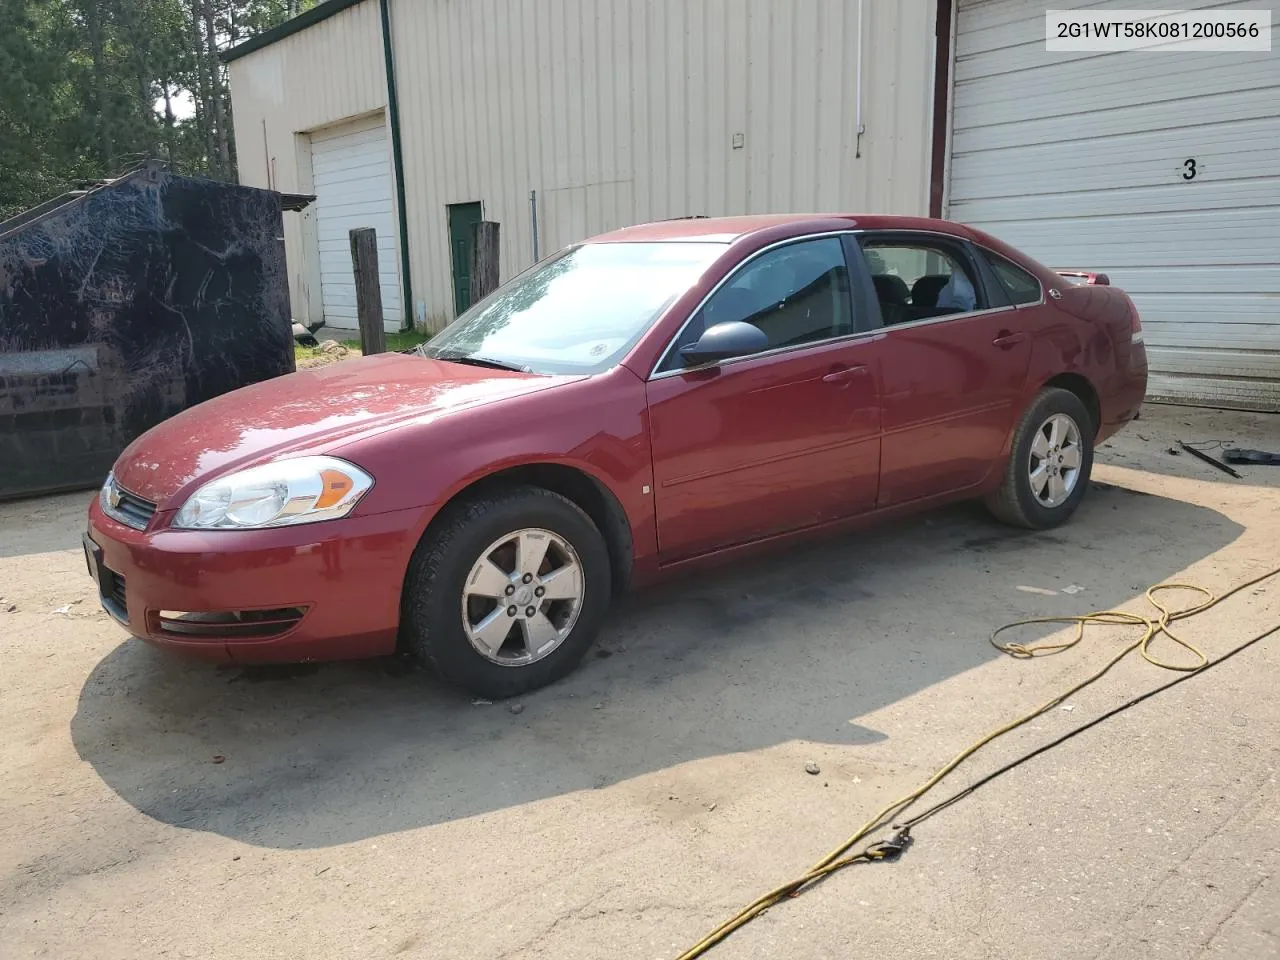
673,565,1280,959
899,618,1280,832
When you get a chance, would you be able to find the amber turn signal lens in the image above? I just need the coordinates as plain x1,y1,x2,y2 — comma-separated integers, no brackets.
315,469,355,509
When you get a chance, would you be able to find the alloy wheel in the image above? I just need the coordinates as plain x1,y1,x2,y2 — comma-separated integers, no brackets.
1028,412,1083,508
460,528,585,666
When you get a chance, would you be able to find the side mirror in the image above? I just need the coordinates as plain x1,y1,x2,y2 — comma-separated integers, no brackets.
679,320,769,367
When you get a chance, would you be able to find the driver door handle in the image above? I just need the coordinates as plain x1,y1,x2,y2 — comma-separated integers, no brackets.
822,365,869,384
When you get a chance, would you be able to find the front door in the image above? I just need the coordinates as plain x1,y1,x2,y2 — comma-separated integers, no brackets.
858,233,1032,506
447,201,483,317
646,236,883,563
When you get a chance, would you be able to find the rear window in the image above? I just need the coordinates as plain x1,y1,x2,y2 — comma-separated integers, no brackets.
983,252,1042,305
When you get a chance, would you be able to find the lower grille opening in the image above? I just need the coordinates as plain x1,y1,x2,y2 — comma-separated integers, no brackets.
101,570,128,623
155,608,306,640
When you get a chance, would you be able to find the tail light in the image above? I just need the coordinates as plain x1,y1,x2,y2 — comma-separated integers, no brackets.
1126,294,1144,344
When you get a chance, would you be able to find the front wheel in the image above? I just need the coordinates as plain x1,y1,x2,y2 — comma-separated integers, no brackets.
401,486,612,698
985,387,1094,529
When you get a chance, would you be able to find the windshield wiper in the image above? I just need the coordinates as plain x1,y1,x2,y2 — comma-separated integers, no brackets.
428,351,532,373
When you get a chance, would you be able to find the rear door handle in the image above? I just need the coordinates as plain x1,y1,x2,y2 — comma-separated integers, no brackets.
822,365,868,384
993,330,1027,349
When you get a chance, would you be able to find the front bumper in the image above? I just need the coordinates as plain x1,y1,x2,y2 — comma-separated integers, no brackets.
85,499,429,663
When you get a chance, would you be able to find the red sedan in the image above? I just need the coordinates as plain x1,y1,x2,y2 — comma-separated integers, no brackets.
85,214,1147,697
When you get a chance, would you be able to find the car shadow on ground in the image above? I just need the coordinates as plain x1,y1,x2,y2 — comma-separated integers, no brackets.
71,481,1243,849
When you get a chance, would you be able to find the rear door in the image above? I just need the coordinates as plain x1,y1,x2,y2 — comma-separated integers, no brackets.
857,232,1033,506
646,235,884,562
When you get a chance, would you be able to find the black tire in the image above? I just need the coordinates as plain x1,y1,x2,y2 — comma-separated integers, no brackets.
401,485,612,698
985,387,1095,529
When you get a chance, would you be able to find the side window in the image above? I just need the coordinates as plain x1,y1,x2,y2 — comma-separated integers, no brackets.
659,237,852,371
983,252,1043,305
861,240,983,326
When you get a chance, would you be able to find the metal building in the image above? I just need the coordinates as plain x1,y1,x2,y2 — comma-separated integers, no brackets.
225,0,1279,409
224,0,938,333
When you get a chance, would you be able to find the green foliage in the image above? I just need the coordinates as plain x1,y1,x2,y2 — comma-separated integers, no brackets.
0,0,96,215
0,0,318,221
364,330,431,353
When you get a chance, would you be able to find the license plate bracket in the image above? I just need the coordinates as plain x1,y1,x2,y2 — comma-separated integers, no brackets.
82,533,103,587
83,533,127,624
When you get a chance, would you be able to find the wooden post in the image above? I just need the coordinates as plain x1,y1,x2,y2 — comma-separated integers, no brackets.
470,220,501,305
348,227,386,355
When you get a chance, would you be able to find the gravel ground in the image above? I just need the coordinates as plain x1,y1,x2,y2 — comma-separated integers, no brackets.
1,402,1277,960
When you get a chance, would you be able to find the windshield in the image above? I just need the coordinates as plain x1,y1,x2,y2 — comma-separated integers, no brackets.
420,241,726,375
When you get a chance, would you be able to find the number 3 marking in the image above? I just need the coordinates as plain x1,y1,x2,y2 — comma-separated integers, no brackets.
1183,158,1197,181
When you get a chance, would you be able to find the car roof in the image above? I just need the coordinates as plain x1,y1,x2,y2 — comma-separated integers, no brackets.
588,214,973,244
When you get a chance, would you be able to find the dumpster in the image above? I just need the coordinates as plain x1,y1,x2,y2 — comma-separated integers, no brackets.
0,165,305,500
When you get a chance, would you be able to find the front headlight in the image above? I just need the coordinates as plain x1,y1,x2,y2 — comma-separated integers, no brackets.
172,456,374,530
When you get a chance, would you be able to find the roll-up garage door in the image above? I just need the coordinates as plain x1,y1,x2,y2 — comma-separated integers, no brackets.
311,113,402,330
949,0,1280,410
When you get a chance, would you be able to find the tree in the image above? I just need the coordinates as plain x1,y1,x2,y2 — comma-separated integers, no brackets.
199,0,232,176
0,0,317,220
0,0,98,217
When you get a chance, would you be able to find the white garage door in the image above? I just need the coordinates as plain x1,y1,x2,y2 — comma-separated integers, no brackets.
949,0,1280,410
311,113,402,330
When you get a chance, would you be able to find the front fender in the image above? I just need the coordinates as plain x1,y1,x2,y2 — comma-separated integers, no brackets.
333,365,657,565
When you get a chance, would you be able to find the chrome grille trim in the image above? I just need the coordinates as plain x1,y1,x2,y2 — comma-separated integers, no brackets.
102,476,158,531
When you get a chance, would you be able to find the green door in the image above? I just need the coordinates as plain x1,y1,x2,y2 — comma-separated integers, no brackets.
447,201,483,316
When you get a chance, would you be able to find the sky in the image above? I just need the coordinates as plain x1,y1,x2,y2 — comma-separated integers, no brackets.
154,88,198,122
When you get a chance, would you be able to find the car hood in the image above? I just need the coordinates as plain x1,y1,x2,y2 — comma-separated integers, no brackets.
112,353,577,506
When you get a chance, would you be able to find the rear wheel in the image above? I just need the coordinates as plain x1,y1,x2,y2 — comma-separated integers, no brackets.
402,486,611,698
985,387,1094,529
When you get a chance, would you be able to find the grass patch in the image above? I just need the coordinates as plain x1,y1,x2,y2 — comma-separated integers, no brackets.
294,343,324,362
294,329,431,363
352,330,432,352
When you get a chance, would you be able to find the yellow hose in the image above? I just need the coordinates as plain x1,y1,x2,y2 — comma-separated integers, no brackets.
674,565,1280,959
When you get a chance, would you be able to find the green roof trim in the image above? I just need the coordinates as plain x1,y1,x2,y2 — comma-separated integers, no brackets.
221,0,367,63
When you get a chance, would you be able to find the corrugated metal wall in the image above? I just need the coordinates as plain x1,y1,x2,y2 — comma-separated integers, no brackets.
392,0,936,328
228,0,937,328
227,0,387,322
